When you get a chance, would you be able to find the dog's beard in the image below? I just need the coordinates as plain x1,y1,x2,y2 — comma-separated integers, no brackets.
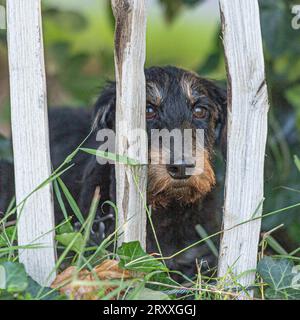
147,149,216,209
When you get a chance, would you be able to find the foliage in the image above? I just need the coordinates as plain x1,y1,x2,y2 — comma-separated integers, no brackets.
0,0,218,111
257,257,300,300
0,0,300,300
56,232,85,255
0,262,60,300
117,241,167,273
1,141,300,299
158,0,204,21
196,0,300,243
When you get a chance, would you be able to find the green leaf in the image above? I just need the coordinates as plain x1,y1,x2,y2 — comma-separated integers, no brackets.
0,262,28,293
56,232,85,254
25,276,60,300
0,226,15,248
146,270,179,292
0,291,16,300
80,148,140,165
0,266,61,300
56,222,74,235
128,287,170,300
257,257,300,300
117,241,168,273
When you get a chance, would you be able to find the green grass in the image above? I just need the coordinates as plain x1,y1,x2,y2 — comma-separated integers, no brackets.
0,139,300,300
1,0,299,300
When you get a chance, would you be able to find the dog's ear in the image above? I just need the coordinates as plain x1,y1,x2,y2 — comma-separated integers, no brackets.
92,82,116,131
216,86,227,159
206,82,227,159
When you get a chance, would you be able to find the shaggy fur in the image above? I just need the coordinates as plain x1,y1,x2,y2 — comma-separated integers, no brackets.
0,160,15,217
0,66,227,278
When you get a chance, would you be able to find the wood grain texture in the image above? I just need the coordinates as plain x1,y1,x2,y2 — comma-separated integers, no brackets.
218,0,269,295
111,0,148,248
7,0,56,286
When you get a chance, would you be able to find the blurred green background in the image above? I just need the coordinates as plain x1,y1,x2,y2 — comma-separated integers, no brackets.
0,0,299,248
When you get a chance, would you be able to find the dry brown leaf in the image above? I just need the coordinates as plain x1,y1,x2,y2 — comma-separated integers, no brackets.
94,259,132,279
51,259,133,300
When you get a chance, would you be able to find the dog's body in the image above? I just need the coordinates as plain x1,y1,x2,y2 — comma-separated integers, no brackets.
0,160,15,213
0,66,226,278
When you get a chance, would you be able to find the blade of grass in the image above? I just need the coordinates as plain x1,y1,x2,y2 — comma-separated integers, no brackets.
77,187,101,268
289,247,300,256
265,235,288,256
101,200,118,255
1,163,75,225
57,177,85,226
53,179,69,222
1,129,93,225
80,148,140,165
128,201,300,267
131,170,167,270
195,224,218,258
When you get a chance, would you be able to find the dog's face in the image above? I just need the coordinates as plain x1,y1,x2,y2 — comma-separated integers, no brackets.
93,66,227,208
145,67,226,208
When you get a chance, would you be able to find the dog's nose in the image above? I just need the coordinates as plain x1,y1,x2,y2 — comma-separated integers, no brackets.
167,160,196,179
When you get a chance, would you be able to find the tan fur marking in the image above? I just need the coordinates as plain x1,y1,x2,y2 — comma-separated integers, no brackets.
147,147,215,208
146,82,162,105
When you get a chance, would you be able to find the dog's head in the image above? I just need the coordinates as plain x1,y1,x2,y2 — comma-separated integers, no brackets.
93,66,227,208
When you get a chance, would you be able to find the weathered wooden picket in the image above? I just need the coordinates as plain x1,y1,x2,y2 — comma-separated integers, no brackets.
7,0,56,286
5,0,269,296
112,0,148,249
218,0,269,294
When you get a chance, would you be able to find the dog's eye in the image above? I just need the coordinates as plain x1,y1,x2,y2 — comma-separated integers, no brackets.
146,104,156,120
193,105,208,119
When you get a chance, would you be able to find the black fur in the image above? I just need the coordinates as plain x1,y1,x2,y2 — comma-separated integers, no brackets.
0,66,227,279
0,160,15,217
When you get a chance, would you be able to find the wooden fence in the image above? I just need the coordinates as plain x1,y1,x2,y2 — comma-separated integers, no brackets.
5,0,269,296
217,0,269,292
7,0,56,286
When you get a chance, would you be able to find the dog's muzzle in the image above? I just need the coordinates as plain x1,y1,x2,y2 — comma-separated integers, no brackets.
166,159,196,180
